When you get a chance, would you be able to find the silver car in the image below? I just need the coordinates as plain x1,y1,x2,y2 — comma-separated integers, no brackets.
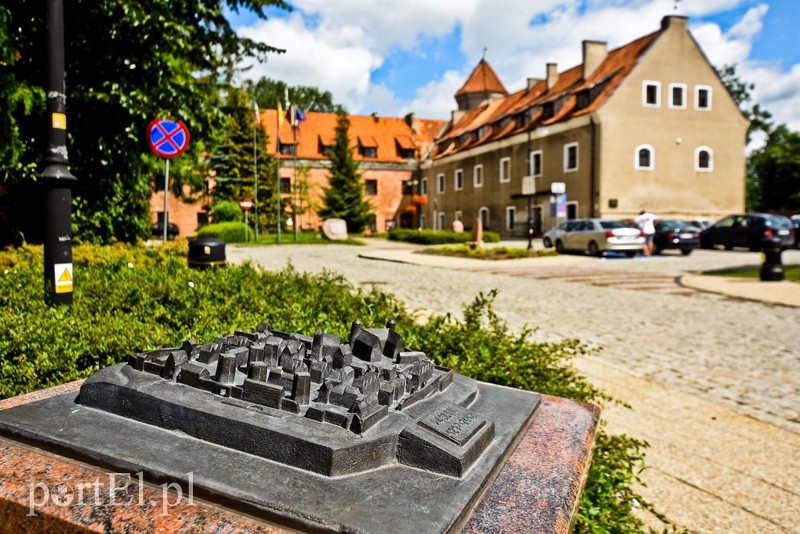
543,218,645,257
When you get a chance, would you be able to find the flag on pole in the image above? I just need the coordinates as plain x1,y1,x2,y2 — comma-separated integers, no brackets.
252,100,261,126
295,107,307,123
277,102,284,126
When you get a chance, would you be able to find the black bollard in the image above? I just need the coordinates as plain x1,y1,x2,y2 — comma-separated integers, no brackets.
759,237,784,281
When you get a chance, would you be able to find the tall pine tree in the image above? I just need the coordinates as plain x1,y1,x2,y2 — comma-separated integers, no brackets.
319,111,373,233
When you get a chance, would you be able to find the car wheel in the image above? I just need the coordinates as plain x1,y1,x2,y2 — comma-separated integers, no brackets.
724,245,733,250
700,237,711,249
680,248,693,256
555,240,565,254
652,246,662,255
588,241,600,257
625,251,637,258
543,237,552,248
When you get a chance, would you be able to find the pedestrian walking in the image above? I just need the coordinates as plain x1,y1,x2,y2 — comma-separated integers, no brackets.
635,209,657,256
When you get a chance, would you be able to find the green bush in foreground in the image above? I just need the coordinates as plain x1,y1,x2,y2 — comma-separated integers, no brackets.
388,228,500,245
0,244,654,532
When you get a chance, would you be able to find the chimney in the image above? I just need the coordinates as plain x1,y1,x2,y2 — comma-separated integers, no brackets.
582,40,607,80
527,77,543,90
404,112,415,129
546,63,559,92
661,15,688,31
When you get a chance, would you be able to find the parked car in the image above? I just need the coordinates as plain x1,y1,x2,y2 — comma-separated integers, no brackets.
792,215,800,248
700,214,794,251
543,218,645,257
652,219,701,255
152,221,180,241
685,217,715,230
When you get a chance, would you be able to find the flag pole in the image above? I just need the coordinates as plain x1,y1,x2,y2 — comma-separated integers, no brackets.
252,100,259,242
276,99,282,243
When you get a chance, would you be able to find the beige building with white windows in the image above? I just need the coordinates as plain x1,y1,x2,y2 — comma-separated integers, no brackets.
420,15,748,237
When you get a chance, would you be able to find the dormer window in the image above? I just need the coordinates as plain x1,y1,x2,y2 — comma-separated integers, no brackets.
478,125,491,138
395,136,416,159
358,135,378,158
280,143,296,156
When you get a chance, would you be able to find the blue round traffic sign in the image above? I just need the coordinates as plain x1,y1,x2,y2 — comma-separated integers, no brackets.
147,118,190,158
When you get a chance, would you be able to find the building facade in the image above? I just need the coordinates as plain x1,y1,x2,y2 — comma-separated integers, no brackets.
260,111,444,233
420,16,748,237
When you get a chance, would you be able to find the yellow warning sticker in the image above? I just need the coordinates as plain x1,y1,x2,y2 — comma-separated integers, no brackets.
54,263,73,294
52,113,67,130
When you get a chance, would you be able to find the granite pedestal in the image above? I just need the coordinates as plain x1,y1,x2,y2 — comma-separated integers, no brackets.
0,379,598,533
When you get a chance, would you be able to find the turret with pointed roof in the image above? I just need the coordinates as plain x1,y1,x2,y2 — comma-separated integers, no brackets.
455,59,508,111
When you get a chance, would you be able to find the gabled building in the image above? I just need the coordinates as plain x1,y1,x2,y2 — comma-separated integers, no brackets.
260,110,444,232
420,15,748,237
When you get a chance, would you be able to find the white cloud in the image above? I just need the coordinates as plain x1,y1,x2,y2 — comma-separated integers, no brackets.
235,0,800,130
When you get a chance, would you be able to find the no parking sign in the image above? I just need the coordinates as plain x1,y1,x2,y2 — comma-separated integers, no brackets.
147,118,190,158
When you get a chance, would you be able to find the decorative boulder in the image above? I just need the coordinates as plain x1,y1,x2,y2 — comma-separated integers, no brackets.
322,218,348,240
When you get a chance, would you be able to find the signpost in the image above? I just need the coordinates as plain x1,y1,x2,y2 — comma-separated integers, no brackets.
240,198,253,243
147,118,190,241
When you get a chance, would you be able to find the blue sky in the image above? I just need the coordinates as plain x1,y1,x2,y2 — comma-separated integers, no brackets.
230,1,800,131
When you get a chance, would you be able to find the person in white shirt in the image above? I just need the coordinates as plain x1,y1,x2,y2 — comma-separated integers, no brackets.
635,210,657,256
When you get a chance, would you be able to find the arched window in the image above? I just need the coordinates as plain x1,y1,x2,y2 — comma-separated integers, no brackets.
695,146,713,172
635,144,654,170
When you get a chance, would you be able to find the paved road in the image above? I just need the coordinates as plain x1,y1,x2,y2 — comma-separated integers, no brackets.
228,239,800,533
230,240,800,430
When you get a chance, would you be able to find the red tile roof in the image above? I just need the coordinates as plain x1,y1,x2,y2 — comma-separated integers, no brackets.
261,110,445,163
455,59,508,97
432,29,662,159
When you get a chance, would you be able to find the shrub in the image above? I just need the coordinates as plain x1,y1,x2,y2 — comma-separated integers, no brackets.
388,229,500,245
422,244,557,260
196,221,248,242
0,244,655,533
210,200,243,223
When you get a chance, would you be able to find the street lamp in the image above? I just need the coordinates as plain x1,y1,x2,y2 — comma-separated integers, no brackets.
42,0,77,306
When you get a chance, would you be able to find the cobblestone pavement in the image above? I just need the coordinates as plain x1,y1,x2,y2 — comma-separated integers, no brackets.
229,240,800,533
229,241,800,431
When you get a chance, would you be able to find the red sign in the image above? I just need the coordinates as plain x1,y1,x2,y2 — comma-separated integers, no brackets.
240,199,253,211
147,118,190,159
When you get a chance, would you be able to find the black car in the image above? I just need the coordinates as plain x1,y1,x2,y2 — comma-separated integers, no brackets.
152,221,180,241
652,219,701,255
700,214,794,251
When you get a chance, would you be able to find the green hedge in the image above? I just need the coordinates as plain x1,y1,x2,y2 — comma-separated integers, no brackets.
388,228,501,245
0,244,656,532
196,221,249,242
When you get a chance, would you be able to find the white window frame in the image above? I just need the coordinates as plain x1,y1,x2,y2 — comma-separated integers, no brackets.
563,142,579,172
478,207,490,229
642,80,661,107
669,83,687,109
420,177,428,195
695,146,713,172
438,212,446,231
634,144,655,170
473,164,484,188
499,157,511,183
530,150,543,177
695,85,712,111
506,206,516,231
437,173,445,193
454,168,464,191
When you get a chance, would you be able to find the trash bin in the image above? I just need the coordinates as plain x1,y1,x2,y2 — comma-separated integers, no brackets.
759,236,784,281
188,237,226,269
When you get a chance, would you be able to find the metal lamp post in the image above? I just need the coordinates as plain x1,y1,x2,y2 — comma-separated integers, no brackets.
42,0,77,306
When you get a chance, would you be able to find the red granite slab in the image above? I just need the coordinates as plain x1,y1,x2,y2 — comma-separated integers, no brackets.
0,381,599,533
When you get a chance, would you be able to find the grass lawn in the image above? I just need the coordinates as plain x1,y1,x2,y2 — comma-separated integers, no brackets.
421,244,558,260
706,264,800,282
